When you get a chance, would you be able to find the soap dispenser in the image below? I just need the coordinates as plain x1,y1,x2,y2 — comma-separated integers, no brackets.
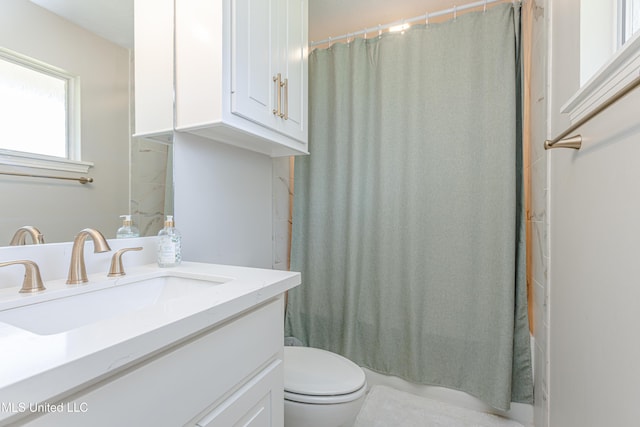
157,215,182,267
117,215,140,238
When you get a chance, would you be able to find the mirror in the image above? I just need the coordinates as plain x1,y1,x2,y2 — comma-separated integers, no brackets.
0,0,172,245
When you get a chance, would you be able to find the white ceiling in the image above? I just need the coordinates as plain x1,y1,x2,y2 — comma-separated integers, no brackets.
29,0,133,48
29,0,467,48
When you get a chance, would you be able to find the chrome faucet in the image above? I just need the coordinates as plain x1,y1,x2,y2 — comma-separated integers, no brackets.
0,260,46,293
66,228,111,285
9,226,45,246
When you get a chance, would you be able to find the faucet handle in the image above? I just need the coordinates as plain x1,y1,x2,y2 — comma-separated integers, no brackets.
0,260,46,293
108,247,143,277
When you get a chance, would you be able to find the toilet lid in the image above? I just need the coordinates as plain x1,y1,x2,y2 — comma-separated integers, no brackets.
284,346,366,396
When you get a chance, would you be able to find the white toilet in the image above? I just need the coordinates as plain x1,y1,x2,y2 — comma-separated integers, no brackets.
283,346,367,427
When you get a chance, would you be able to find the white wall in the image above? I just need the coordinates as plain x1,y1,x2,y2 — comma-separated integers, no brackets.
0,0,130,244
542,0,640,425
173,132,274,268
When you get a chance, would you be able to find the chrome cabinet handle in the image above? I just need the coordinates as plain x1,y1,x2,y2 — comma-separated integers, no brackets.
282,78,288,120
273,73,282,116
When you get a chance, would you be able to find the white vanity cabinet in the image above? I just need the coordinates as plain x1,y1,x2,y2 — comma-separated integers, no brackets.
134,0,309,157
22,297,285,427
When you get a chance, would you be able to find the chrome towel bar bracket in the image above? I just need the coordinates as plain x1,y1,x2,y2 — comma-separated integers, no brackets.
544,135,582,150
544,75,640,151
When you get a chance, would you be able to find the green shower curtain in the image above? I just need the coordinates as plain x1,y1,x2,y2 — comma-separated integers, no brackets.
285,3,532,411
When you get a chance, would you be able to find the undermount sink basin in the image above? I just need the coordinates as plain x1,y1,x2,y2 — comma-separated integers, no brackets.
0,274,225,335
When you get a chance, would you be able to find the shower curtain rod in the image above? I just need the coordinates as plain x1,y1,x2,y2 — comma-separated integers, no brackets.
310,0,519,47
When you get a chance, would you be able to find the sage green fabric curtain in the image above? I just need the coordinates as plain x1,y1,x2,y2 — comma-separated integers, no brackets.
285,3,532,411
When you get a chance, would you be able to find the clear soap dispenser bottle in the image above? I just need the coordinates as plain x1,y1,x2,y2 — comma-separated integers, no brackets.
117,215,140,238
157,215,182,267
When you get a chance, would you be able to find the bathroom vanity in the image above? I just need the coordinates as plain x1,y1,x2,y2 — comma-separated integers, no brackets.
0,259,300,426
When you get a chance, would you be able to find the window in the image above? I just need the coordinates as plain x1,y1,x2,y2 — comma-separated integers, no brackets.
579,0,640,85
0,48,89,172
621,0,640,46
564,1,640,123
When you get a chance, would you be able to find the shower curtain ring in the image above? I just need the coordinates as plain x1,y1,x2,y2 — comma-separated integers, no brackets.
378,24,382,38
484,0,487,12
454,5,457,20
425,11,429,26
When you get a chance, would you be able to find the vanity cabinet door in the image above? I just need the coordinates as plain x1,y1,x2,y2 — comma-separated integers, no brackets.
195,360,284,427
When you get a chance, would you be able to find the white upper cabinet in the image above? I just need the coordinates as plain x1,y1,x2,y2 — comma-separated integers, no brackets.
133,0,174,142
171,0,309,157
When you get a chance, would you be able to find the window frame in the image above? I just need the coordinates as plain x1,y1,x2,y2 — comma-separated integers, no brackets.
0,48,92,173
562,31,640,123
620,0,640,47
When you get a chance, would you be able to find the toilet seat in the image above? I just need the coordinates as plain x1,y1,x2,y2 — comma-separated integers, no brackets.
284,386,367,404
284,346,367,404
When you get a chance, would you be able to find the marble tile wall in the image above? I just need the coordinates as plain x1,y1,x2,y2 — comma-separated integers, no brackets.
272,157,293,271
130,137,172,238
525,1,550,426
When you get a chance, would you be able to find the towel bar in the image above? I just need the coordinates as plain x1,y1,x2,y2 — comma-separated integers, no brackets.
545,74,640,150
0,170,93,184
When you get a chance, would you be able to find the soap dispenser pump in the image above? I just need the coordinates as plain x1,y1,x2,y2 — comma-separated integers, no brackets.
117,215,140,238
157,215,182,267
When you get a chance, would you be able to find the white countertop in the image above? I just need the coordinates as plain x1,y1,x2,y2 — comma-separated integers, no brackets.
0,262,300,425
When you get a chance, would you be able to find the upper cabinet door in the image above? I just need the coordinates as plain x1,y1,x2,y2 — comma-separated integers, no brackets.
231,0,308,145
231,0,278,130
273,0,307,143
133,0,174,141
